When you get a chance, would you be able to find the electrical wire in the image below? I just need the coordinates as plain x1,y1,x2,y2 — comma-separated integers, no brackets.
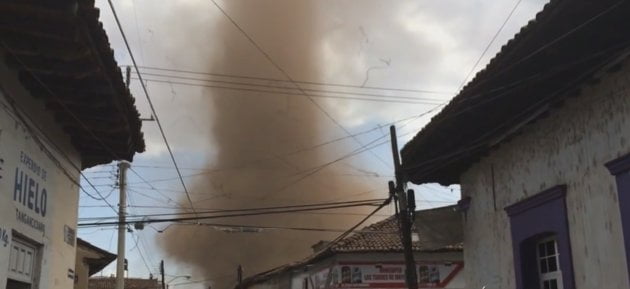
402,48,629,181
78,198,387,221
158,221,399,234
77,200,386,227
208,0,395,178
129,231,153,274
134,65,453,95
0,76,119,214
137,77,441,105
311,197,392,255
457,0,523,92
463,0,626,93
135,72,445,103
106,0,198,216
128,167,178,205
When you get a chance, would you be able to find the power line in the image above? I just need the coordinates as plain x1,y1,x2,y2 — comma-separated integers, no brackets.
106,0,198,216
258,113,433,200
156,221,400,234
127,188,159,273
128,167,179,205
402,47,628,180
127,110,438,178
137,77,442,105
79,200,455,211
457,0,523,91
0,74,119,215
312,197,392,255
401,37,630,175
135,65,453,95
77,199,386,227
208,0,395,182
463,0,625,93
136,72,446,103
129,231,153,274
79,198,387,221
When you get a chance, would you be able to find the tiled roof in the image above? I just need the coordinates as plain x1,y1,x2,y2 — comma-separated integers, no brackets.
89,277,160,289
0,0,145,168
330,216,410,252
239,205,462,289
401,0,630,185
331,206,462,253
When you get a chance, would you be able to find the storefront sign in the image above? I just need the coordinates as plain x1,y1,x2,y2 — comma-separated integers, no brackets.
12,151,49,233
311,262,463,289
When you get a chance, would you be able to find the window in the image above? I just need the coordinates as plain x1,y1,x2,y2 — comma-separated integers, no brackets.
7,235,41,289
505,185,575,289
538,238,563,289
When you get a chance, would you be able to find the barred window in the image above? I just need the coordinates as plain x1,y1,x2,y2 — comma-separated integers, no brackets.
538,238,563,289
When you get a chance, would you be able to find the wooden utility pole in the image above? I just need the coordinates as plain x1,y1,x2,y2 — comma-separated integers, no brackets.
161,260,166,289
389,125,418,289
116,161,130,289
237,265,243,289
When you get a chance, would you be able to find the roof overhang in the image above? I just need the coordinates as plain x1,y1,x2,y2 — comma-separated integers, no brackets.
77,238,117,276
401,0,630,185
0,0,145,169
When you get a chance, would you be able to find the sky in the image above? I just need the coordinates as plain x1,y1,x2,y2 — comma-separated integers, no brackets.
77,0,548,288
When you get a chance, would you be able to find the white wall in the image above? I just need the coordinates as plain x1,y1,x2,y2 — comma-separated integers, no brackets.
286,252,464,289
459,60,630,289
0,62,82,289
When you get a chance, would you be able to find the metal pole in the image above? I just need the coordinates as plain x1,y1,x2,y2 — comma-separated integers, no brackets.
389,126,418,289
116,161,130,289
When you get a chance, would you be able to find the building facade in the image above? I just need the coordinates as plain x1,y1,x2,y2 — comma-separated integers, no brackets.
241,206,464,289
401,1,630,289
74,239,117,289
0,1,145,289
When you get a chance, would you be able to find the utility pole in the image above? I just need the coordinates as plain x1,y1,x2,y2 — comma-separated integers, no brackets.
160,260,166,289
125,66,131,88
389,126,418,289
237,265,243,289
116,69,131,289
116,161,130,289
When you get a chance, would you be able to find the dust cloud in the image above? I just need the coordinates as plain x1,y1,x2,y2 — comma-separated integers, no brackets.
159,2,380,288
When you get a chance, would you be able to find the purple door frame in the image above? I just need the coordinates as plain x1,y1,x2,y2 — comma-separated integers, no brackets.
505,185,575,289
606,153,630,281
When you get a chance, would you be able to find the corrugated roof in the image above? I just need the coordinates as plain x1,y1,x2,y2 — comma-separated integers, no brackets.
0,0,145,168
401,0,630,185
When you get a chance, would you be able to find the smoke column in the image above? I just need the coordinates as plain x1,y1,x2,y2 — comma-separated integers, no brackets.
159,2,377,288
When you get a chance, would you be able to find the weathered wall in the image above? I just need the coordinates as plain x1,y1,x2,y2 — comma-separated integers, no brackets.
288,252,464,289
0,61,82,289
460,60,630,289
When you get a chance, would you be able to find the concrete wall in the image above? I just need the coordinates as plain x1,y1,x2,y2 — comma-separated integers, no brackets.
459,60,630,289
0,61,82,289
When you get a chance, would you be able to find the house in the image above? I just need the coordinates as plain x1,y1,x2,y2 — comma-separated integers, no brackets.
0,1,145,289
239,205,464,289
74,239,117,289
401,0,630,288
88,277,160,289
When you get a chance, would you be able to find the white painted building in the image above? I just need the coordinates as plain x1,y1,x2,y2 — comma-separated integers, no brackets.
0,1,145,289
401,1,630,289
240,205,464,289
